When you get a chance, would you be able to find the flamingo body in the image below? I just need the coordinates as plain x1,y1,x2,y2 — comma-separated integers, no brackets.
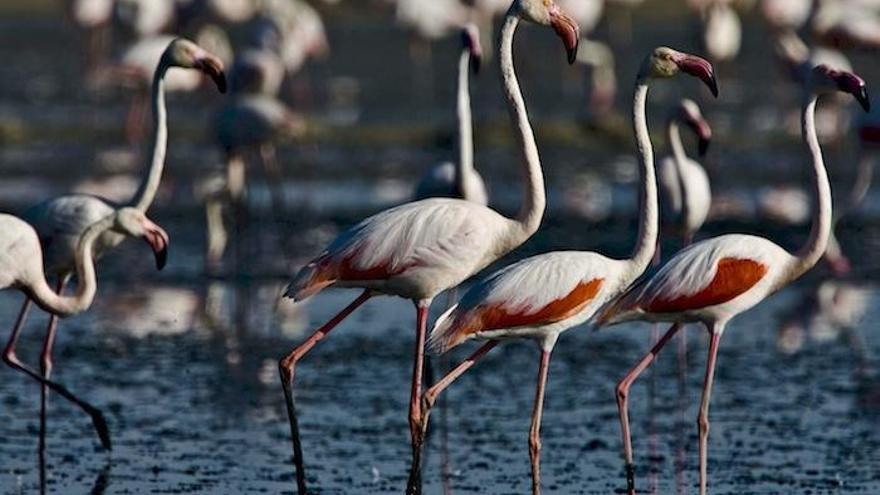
214,95,300,151
600,234,791,326
287,198,517,302
429,251,628,352
658,156,711,237
26,195,121,276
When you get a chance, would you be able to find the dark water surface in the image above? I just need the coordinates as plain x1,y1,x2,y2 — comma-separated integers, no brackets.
2,2,880,494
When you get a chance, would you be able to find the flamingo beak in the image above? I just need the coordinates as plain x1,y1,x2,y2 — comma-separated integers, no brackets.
142,220,169,270
674,54,718,97
462,25,483,74
690,119,712,157
549,5,579,65
856,85,870,112
195,54,227,94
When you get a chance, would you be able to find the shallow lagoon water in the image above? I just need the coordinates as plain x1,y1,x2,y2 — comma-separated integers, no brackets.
2,2,880,494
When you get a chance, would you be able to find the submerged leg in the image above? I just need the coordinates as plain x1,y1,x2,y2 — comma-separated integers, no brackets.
616,323,682,495
278,290,372,494
2,297,110,450
406,341,498,495
529,349,552,495
697,331,722,495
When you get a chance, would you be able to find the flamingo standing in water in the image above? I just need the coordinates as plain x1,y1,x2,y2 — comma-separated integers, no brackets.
278,1,579,493
2,208,169,449
412,47,718,495
598,64,869,495
14,38,224,449
658,98,713,251
413,24,488,206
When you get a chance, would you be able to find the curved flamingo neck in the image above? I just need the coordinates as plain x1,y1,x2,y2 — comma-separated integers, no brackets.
499,14,545,241
27,214,114,317
129,60,170,212
455,47,475,197
790,94,832,279
625,82,659,279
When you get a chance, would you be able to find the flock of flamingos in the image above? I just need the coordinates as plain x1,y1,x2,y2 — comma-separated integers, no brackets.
2,0,880,493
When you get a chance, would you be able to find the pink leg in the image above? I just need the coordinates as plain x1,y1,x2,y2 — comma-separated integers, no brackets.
529,349,552,495
2,297,110,450
697,331,722,495
616,323,682,495
39,277,66,456
407,341,498,494
278,290,372,495
405,301,431,494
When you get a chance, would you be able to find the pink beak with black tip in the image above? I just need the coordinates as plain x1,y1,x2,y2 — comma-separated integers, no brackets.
689,118,713,157
549,4,580,64
833,70,870,112
673,53,718,97
195,54,227,94
142,219,170,270
462,25,483,74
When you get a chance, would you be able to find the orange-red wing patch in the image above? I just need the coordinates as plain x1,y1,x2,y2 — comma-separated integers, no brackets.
647,258,767,313
452,278,605,341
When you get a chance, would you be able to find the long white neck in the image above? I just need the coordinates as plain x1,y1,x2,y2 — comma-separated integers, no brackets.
27,215,114,317
667,119,691,226
129,61,170,212
499,14,546,243
625,82,659,279
790,94,832,279
455,47,475,197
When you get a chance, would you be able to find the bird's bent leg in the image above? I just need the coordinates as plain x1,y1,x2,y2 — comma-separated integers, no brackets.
39,276,67,456
697,332,722,495
406,341,498,495
615,322,682,495
529,349,552,495
2,297,111,450
3,298,33,371
278,290,372,495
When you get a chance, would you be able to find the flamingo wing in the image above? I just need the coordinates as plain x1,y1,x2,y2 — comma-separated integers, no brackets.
286,199,509,300
599,234,790,324
428,251,621,353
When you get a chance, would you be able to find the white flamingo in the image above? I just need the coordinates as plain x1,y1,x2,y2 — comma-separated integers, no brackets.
414,47,718,495
15,38,225,450
275,2,579,493
598,64,869,495
2,208,168,450
658,98,713,249
413,24,488,206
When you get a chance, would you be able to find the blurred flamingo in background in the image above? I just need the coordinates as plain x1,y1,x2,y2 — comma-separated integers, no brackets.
658,98,713,252
598,64,869,495
18,37,224,453
2,208,169,450
413,24,487,206
413,47,718,495
276,1,579,493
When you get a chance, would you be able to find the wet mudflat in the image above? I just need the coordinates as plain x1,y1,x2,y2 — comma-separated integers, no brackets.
2,1,880,494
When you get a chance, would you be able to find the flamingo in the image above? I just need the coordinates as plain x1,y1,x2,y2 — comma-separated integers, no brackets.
658,98,712,250
11,38,224,450
759,0,813,31
702,1,742,63
277,1,579,493
413,24,488,206
1,208,169,450
410,47,718,495
597,64,869,495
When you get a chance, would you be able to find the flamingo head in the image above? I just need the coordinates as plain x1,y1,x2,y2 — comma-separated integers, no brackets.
113,208,170,271
641,47,718,98
162,38,228,93
676,99,713,157
461,24,483,74
811,65,870,112
513,0,579,64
